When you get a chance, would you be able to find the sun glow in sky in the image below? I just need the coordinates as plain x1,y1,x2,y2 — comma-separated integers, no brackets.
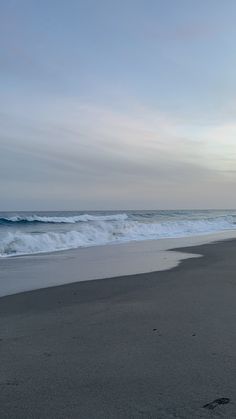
1,0,236,209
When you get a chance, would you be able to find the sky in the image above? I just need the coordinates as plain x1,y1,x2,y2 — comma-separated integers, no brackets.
1,0,236,210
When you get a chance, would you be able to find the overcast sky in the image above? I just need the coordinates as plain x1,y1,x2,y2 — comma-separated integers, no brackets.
1,0,236,210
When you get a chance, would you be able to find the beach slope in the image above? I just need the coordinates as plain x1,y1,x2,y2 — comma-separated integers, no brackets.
1,239,236,418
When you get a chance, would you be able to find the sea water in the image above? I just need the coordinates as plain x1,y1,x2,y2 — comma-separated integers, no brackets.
0,210,236,257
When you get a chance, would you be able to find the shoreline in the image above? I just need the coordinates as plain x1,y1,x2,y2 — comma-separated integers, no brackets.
1,238,236,417
1,230,236,297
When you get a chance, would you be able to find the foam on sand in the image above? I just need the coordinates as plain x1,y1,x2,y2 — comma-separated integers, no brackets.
1,230,236,297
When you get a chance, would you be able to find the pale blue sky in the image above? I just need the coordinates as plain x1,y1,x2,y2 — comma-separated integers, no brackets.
1,0,236,209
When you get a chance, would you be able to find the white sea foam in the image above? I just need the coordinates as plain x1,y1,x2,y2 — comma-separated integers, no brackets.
0,216,235,257
3,213,128,223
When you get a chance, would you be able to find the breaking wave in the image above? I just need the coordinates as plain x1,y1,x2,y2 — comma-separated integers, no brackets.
0,213,128,224
0,216,235,257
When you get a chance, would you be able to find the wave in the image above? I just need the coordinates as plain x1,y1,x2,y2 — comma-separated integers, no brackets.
0,216,235,257
0,213,128,224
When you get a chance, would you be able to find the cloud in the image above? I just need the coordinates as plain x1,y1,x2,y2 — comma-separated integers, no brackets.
1,92,236,209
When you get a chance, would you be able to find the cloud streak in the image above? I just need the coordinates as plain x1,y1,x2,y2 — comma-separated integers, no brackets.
1,1,236,209
1,95,236,209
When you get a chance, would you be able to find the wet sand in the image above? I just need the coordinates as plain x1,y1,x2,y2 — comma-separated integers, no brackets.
1,239,236,418
1,231,236,297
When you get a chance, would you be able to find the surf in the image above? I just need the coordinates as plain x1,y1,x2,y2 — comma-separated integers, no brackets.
0,215,235,257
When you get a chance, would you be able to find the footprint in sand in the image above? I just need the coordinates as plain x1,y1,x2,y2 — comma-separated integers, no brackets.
203,398,230,410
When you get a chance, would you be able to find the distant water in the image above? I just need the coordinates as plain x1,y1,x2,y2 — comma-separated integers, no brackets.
0,210,236,257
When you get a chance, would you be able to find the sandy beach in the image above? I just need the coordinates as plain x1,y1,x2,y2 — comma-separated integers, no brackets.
1,238,236,418
2,0,236,416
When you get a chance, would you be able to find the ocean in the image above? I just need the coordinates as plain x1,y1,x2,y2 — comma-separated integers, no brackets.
0,210,236,258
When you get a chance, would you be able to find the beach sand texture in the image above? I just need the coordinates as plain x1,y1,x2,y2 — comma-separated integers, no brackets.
1,239,236,418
